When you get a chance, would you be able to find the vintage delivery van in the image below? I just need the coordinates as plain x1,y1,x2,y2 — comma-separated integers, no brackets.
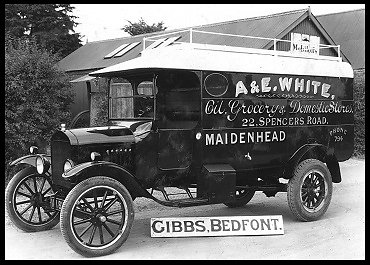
6,29,354,256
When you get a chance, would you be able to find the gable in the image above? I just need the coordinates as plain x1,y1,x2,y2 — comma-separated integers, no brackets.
317,9,364,69
273,17,338,58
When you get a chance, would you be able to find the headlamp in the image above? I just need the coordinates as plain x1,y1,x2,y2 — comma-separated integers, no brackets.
90,152,101,161
63,159,74,173
29,146,38,154
36,156,50,174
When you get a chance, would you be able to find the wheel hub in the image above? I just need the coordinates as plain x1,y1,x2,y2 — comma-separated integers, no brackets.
99,215,107,223
91,212,107,225
31,192,43,206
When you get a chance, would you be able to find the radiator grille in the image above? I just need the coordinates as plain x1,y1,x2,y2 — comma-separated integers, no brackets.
51,140,72,187
51,140,135,187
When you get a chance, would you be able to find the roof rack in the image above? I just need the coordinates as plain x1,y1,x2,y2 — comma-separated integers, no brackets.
143,28,342,62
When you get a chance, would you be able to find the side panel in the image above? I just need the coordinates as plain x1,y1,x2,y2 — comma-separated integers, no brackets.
201,71,354,182
157,129,194,170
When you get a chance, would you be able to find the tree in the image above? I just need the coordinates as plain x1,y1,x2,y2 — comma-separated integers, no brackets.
5,4,82,58
5,35,74,175
122,17,167,36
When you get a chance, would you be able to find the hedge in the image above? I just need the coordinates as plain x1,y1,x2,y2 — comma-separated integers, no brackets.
353,69,365,158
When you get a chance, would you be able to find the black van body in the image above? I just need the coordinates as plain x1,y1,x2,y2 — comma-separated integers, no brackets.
6,34,354,257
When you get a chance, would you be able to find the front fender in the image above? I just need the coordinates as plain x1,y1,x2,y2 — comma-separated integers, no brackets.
9,154,51,172
62,161,152,199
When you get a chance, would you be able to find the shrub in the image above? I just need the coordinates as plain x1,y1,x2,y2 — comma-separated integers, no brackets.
90,78,109,127
5,35,73,181
353,69,365,158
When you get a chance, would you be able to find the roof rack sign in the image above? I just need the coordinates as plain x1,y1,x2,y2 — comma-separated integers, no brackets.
290,33,320,56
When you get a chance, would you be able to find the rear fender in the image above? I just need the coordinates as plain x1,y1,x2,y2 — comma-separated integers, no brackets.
284,144,341,183
62,161,152,199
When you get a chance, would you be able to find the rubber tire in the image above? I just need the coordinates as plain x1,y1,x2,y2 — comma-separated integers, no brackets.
224,189,255,208
60,176,134,257
287,159,333,222
5,167,60,232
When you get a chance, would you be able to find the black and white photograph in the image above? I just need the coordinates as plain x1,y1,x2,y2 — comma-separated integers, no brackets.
5,4,365,260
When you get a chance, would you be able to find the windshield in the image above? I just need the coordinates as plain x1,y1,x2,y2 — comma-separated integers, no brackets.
109,75,156,120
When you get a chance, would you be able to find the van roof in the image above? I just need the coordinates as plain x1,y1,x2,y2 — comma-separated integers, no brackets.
90,43,353,78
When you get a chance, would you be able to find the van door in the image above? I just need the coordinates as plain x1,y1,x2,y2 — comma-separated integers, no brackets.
156,71,201,171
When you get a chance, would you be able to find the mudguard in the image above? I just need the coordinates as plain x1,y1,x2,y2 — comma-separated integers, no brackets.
284,144,341,183
9,154,51,174
62,161,152,199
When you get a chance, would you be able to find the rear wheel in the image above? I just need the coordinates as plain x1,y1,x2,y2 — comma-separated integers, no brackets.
60,176,134,257
287,159,333,221
224,189,255,208
5,167,60,232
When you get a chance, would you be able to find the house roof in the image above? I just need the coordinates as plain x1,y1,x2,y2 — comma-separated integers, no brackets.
317,8,365,69
57,8,343,73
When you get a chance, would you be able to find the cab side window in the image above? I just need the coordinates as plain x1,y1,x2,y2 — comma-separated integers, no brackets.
109,78,133,119
135,80,156,118
156,71,200,129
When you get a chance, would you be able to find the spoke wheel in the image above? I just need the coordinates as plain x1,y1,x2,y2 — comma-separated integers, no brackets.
6,167,60,232
224,189,255,208
60,176,134,257
287,159,333,222
300,171,327,212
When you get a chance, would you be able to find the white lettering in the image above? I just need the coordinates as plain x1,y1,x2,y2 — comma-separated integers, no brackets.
216,134,224,145
306,79,311,93
205,134,214,145
311,81,321,94
205,131,286,146
321,83,331,98
278,77,293,92
280,131,286,141
247,132,254,143
231,133,238,144
235,81,248,97
295,78,305,93
261,77,271,93
240,132,245,143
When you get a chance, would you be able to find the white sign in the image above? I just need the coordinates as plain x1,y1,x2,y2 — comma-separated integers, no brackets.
151,215,284,237
290,33,320,55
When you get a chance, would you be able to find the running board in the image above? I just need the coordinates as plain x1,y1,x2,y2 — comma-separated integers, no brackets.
153,197,210,208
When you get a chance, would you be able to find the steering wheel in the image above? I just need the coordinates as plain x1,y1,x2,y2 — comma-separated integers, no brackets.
137,106,153,117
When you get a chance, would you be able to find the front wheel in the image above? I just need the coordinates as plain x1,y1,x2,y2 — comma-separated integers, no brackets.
5,167,60,232
60,176,134,257
287,159,333,221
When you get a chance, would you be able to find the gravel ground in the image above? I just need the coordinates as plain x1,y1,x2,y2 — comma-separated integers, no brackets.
5,157,365,259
